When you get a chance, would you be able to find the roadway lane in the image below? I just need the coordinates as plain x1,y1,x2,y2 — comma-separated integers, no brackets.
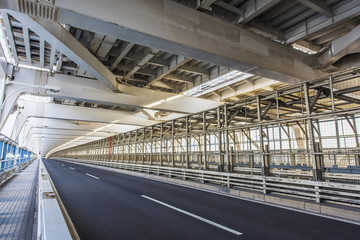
43,159,360,240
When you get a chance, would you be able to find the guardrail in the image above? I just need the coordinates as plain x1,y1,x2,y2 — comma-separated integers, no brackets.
61,158,360,207
0,158,35,185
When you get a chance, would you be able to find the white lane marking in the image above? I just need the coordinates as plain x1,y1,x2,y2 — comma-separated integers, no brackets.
69,167,75,170
141,195,242,235
61,164,65,166
85,173,100,180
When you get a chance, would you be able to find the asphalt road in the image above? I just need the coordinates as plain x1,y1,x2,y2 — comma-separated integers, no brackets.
43,159,360,240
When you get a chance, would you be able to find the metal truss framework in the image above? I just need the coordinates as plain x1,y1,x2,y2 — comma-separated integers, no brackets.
51,68,360,183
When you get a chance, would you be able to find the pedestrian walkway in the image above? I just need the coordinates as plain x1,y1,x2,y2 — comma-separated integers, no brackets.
0,160,38,240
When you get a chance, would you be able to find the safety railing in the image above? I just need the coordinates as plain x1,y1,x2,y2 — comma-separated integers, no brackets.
0,158,35,185
60,158,360,207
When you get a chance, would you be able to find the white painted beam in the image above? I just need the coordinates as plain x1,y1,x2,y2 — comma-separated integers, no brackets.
317,24,360,68
2,11,18,64
53,0,323,83
6,11,222,113
10,101,161,141
22,26,31,63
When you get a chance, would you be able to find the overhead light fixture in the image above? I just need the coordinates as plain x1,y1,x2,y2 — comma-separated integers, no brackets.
20,94,53,103
144,95,183,108
292,44,317,55
17,63,51,72
165,95,183,102
144,100,164,108
184,70,254,97
93,126,106,132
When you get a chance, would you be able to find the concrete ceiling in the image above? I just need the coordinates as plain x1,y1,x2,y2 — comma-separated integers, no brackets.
0,0,359,156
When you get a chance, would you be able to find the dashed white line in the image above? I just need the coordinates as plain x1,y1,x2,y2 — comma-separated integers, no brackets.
61,164,65,166
141,195,242,236
69,167,75,170
85,173,100,180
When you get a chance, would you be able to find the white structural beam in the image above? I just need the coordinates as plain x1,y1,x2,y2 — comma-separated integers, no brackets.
50,0,323,83
236,0,282,23
22,26,32,63
9,100,161,141
46,73,222,114
1,11,18,64
296,0,333,18
6,10,120,91
206,77,279,101
317,24,360,68
3,11,222,113
285,0,360,44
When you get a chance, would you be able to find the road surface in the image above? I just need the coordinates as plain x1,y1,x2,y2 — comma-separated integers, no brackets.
43,159,360,240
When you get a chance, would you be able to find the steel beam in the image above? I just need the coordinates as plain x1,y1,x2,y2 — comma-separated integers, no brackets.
317,24,360,69
285,0,360,44
147,56,191,86
237,0,282,23
110,42,134,71
2,11,18,64
296,0,333,18
53,0,323,83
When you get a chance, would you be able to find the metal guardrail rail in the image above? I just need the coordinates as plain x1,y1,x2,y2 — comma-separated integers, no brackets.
62,158,360,207
0,158,35,185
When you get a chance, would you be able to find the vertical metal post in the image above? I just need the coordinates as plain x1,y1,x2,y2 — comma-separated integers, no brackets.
150,126,153,165
185,116,189,168
217,107,224,172
257,96,269,176
116,136,120,163
304,83,322,181
160,124,163,166
135,131,138,164
330,76,340,165
224,105,231,172
349,115,360,166
122,134,125,163
203,112,207,170
142,129,145,165
172,120,175,167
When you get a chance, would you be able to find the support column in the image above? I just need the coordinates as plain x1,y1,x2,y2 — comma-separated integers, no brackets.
160,124,163,166
172,120,175,167
150,127,153,166
224,105,232,172
185,116,190,168
217,107,224,172
304,83,322,181
257,96,269,176
203,112,207,170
